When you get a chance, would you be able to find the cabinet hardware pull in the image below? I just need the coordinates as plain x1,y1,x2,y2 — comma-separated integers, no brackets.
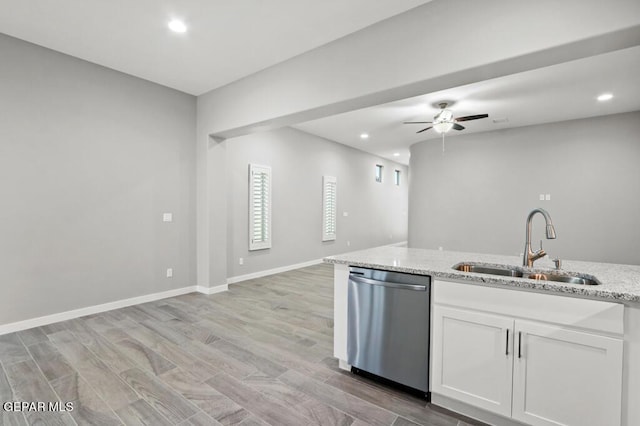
518,331,522,358
505,329,509,355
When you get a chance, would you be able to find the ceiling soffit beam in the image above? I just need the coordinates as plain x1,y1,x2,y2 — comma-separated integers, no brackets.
210,24,640,141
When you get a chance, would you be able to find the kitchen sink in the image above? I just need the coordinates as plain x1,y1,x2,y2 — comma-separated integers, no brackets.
453,263,523,277
452,262,601,285
527,273,600,286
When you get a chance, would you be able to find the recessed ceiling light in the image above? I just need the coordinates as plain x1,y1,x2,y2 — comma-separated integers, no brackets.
360,133,369,139
393,153,400,157
597,93,613,102
168,19,187,33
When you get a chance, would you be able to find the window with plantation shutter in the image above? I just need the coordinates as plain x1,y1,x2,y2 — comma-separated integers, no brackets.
249,164,272,251
322,176,337,241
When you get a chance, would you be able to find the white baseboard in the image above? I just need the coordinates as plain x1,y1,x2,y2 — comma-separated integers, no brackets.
1,246,402,335
0,257,327,336
226,243,406,285
196,284,228,295
0,284,229,336
227,258,324,284
387,240,408,247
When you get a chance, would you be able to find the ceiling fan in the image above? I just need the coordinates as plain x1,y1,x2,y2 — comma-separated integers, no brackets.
404,102,489,134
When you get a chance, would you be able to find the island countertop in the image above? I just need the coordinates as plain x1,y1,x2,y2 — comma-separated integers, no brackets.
324,246,640,303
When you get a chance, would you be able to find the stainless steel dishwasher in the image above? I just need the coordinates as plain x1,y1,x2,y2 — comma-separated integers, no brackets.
347,267,430,394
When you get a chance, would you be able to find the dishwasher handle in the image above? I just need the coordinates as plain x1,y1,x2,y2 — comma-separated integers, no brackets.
349,274,428,291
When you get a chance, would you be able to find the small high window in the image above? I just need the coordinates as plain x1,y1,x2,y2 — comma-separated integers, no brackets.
375,164,383,183
394,169,401,186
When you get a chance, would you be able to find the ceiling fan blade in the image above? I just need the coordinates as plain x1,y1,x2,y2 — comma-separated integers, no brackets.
404,121,432,124
453,123,465,131
455,114,489,122
416,126,432,134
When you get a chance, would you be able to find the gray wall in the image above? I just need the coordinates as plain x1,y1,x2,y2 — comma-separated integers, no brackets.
226,127,408,277
408,111,640,265
196,0,640,288
0,34,197,325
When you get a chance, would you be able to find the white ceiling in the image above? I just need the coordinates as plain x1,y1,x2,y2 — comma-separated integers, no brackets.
293,46,640,165
0,0,431,95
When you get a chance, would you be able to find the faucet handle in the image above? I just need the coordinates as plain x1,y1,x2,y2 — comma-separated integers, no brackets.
553,258,562,270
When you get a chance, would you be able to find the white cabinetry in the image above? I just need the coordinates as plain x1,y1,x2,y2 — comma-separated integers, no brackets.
432,306,514,416
512,321,623,426
333,263,349,364
432,279,624,426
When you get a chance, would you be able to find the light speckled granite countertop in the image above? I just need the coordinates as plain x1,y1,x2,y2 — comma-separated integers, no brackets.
324,246,640,303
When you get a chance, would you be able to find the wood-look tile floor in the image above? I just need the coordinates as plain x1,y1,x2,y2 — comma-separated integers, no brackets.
0,263,487,426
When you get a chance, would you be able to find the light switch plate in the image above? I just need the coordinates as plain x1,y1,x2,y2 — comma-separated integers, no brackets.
539,194,545,201
163,213,173,222
545,194,551,200
166,268,173,278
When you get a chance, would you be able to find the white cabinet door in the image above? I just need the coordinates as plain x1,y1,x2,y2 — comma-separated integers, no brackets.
512,320,623,426
432,305,514,417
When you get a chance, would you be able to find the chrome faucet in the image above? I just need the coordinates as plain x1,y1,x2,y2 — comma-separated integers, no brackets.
523,208,556,267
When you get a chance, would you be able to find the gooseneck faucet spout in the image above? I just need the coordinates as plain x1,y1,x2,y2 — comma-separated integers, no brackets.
523,208,557,267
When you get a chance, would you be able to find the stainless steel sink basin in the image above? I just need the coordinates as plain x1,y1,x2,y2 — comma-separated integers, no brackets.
453,263,523,277
453,262,600,285
527,273,600,286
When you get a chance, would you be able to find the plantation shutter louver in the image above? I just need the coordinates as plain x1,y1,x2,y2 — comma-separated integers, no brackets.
322,176,337,241
249,164,272,250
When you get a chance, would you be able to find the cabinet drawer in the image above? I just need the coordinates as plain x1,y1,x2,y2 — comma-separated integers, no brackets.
433,279,623,335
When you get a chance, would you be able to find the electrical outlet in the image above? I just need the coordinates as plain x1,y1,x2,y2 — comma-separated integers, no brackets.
347,240,351,247
239,257,244,265
438,246,443,251
166,268,173,278
343,211,349,217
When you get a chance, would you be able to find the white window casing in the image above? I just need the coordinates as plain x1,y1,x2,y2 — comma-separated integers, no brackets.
322,176,337,241
249,164,272,251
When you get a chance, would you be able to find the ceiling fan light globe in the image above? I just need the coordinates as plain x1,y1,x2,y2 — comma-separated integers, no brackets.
433,121,454,133
434,108,453,121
